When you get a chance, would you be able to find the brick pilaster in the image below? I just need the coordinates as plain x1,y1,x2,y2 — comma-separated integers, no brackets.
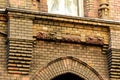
108,48,120,79
108,27,120,79
7,12,33,75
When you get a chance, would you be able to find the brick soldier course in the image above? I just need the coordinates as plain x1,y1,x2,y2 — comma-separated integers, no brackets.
0,0,120,80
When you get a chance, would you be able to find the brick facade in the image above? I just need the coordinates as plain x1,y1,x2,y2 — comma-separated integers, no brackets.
0,0,120,80
109,0,120,20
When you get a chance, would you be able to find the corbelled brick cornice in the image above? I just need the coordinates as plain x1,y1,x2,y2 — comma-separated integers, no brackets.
3,7,120,27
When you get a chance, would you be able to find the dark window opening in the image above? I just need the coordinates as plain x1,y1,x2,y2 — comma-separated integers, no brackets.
51,72,85,80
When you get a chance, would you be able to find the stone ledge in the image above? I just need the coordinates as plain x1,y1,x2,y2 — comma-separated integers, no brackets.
5,7,120,27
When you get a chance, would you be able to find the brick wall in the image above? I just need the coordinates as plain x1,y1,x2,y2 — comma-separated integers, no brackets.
109,0,120,20
0,12,34,79
9,0,32,10
9,0,48,12
8,0,100,18
31,18,109,80
108,26,120,79
4,0,120,20
0,0,120,80
8,13,33,40
0,14,7,80
0,35,6,80
33,19,109,45
0,9,111,79
7,12,33,76
84,0,100,18
0,0,7,8
32,41,109,80
38,0,48,12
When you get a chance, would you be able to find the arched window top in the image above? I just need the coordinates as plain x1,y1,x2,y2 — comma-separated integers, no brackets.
47,0,84,17
31,56,104,80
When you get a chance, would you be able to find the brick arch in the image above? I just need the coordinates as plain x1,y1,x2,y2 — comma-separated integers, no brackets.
31,56,104,80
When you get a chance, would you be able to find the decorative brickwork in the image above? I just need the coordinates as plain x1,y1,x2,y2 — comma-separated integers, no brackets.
33,19,109,45
98,3,109,19
7,11,34,75
108,26,120,79
7,38,33,75
0,0,120,79
32,56,104,80
108,48,120,79
36,31,104,46
0,7,112,80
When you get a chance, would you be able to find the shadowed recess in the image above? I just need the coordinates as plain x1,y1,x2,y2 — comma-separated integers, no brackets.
51,72,85,80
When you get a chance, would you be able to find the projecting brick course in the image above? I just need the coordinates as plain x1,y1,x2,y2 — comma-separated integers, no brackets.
0,0,120,80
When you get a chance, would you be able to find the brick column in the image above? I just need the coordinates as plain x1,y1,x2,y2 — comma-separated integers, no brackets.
7,12,33,75
108,26,120,79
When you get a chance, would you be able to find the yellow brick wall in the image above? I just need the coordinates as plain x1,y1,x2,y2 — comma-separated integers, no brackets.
31,41,109,80
0,1,120,79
